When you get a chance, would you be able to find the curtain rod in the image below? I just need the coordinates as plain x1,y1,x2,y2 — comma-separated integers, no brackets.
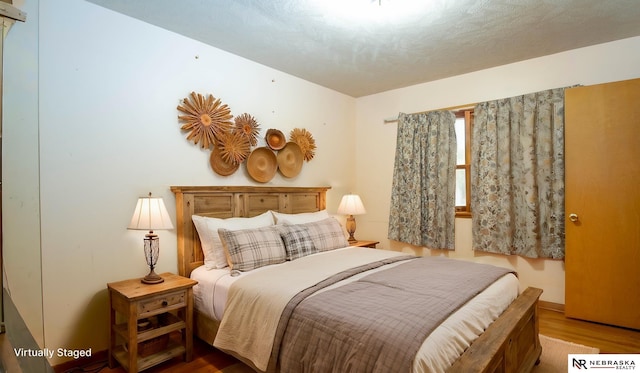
383,102,477,124
384,85,579,124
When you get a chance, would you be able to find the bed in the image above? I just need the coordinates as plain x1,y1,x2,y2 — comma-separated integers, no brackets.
171,185,542,373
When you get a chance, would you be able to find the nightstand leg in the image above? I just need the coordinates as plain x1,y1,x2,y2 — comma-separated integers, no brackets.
184,288,194,361
128,302,138,373
108,294,116,368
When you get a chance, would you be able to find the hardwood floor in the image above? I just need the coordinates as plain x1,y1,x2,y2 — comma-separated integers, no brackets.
97,339,244,373
538,308,640,354
1,309,638,373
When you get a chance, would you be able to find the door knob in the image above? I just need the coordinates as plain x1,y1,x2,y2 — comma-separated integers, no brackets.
569,213,579,222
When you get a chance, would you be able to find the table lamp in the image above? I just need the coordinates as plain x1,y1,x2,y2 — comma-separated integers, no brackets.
337,194,366,243
128,192,174,284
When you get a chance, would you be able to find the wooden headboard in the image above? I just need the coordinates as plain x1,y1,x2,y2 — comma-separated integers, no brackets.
170,186,331,277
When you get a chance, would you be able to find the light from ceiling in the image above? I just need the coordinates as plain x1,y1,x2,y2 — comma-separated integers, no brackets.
310,0,434,24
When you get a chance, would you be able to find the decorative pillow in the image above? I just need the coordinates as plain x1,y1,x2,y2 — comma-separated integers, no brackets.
191,211,274,269
218,226,286,271
301,217,349,252
277,224,318,260
272,209,330,225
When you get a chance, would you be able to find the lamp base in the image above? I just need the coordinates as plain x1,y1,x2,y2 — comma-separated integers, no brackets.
345,215,357,243
141,270,164,284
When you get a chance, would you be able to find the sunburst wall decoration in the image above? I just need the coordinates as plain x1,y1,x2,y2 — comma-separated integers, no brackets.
177,92,233,149
233,113,260,147
290,128,316,161
217,131,251,165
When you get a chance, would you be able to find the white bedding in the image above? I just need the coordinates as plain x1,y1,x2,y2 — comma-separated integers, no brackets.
192,265,240,321
191,247,519,373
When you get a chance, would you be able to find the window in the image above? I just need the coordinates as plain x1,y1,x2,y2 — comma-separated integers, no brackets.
454,109,473,217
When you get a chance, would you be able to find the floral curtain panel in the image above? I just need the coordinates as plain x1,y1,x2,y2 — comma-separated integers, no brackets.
388,111,456,249
471,88,565,259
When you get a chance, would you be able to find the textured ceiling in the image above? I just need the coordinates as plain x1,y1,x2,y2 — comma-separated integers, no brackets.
87,0,640,97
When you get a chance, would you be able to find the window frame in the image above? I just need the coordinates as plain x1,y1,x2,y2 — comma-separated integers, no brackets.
455,109,473,218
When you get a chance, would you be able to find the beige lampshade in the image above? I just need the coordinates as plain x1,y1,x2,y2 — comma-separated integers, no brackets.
128,193,174,232
337,194,366,215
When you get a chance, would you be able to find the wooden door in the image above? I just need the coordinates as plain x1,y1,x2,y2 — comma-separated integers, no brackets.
564,78,640,330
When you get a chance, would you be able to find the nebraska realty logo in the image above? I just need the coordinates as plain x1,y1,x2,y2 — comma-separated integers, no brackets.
569,354,639,371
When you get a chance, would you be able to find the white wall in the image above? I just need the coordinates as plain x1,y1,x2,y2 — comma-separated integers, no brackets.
354,36,640,304
5,0,355,366
3,0,43,347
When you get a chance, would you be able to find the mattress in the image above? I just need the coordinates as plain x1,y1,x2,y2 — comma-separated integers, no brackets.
192,248,519,372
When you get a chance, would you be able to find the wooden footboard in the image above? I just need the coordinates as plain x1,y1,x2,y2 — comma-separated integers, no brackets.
448,287,543,373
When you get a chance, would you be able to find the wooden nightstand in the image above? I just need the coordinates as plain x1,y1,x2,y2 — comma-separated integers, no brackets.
108,273,197,373
350,240,379,248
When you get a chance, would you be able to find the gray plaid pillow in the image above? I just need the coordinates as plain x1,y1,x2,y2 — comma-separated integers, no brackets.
302,217,349,252
218,226,286,271
277,224,318,260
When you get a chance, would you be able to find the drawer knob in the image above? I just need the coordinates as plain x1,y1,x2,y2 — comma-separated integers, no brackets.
162,300,168,307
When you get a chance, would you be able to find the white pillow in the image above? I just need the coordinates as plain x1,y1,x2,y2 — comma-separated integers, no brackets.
191,211,274,269
272,209,330,225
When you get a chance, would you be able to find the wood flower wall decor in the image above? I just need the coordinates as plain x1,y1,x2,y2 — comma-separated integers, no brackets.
177,92,233,149
177,91,317,182
289,128,316,162
233,113,260,147
217,130,251,165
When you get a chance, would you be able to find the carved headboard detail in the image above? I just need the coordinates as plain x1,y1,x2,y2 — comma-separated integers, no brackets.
170,186,330,277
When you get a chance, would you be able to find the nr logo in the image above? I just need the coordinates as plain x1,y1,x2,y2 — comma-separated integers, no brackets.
573,358,588,369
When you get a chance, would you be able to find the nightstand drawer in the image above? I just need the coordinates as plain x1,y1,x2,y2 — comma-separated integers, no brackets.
138,291,186,316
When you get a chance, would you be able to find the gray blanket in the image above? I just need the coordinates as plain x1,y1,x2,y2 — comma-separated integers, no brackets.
272,256,515,373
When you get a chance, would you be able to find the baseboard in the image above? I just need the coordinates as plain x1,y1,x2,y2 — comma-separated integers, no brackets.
3,289,54,373
538,300,565,313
